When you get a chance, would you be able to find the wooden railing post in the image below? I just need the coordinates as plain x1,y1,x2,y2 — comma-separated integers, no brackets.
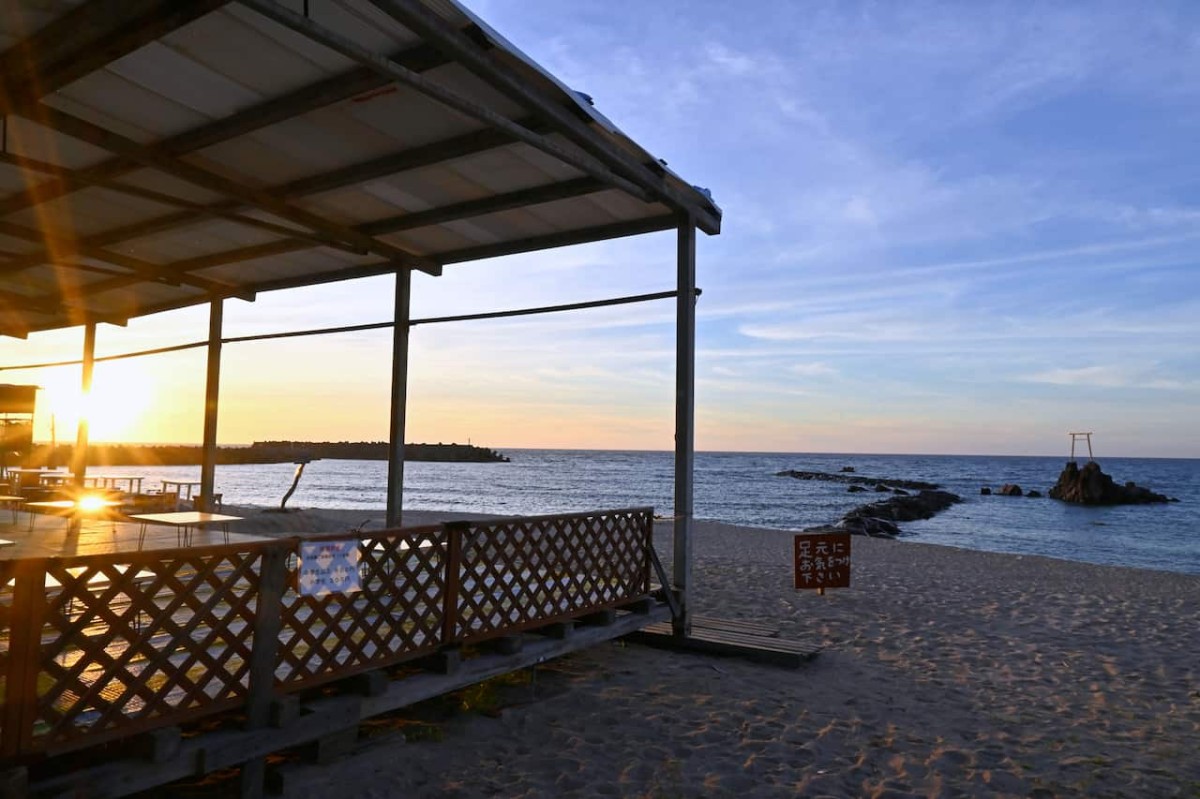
440,522,467,646
2,559,48,759
245,545,287,729
642,510,653,596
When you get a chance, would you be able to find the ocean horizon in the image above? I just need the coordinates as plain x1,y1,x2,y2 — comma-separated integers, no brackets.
63,448,1200,577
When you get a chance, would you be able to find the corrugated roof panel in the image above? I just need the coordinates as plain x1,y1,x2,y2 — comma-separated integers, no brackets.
162,8,341,97
113,168,232,206
520,195,623,231
0,233,39,256
0,1,80,50
232,113,403,178
441,210,548,244
294,184,413,225
0,162,36,196
224,3,361,75
340,78,488,146
187,133,323,188
381,225,475,255
200,245,376,284
116,218,286,263
500,138,593,183
445,147,568,194
106,41,265,123
91,280,208,312
2,185,174,240
355,165,485,214
582,190,669,221
304,0,423,55
46,67,206,143
4,115,112,170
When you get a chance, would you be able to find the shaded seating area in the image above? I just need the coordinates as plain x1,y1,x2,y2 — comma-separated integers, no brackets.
0,0,722,794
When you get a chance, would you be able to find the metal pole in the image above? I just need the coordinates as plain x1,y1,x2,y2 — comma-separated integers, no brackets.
673,220,696,636
199,299,222,512
71,323,96,492
386,269,412,528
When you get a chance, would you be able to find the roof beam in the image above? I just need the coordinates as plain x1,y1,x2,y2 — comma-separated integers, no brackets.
6,174,615,309
364,0,721,235
0,218,254,299
0,152,359,261
161,175,610,273
238,215,680,292
436,215,679,265
0,0,230,108
363,176,607,235
240,0,652,203
0,120,543,278
0,41,451,219
16,104,440,274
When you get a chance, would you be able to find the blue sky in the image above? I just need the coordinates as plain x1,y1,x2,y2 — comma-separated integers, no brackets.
3,0,1198,456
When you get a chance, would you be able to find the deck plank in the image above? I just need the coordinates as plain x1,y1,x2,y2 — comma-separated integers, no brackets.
627,616,821,668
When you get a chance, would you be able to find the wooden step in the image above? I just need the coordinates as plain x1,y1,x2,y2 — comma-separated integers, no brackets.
627,616,821,668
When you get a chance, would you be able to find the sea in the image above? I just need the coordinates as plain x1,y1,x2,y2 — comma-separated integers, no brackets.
83,450,1199,576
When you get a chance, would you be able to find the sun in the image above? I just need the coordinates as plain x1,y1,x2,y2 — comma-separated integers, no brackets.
40,361,157,442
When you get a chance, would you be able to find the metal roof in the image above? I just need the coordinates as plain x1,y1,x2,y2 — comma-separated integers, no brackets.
0,0,721,338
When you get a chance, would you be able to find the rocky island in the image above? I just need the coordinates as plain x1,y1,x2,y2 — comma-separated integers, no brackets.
1048,460,1177,504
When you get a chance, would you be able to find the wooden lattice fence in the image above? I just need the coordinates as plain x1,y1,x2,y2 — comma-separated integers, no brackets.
0,508,654,762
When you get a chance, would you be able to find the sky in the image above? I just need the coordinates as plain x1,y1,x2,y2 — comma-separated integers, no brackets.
2,0,1199,457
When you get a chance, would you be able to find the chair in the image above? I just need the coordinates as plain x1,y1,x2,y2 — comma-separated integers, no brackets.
193,493,224,512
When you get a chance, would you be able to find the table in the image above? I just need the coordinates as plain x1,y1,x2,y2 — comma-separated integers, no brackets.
6,468,67,490
160,480,202,502
85,475,146,494
0,494,24,524
127,511,243,547
25,499,124,531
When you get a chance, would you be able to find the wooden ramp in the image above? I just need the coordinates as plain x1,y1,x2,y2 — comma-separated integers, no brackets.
626,615,821,668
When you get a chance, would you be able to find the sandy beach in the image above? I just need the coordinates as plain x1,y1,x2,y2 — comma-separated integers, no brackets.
201,505,1200,798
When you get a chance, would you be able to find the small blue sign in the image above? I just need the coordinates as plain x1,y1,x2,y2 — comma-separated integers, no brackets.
298,539,362,597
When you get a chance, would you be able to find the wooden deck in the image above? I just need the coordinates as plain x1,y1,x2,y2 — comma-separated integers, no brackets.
626,614,822,668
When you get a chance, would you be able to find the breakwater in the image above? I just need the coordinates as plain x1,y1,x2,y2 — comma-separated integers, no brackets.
23,441,510,467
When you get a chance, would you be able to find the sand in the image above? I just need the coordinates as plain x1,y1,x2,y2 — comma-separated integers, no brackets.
226,507,1200,798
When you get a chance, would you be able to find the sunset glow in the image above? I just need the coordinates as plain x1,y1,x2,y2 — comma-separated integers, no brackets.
37,361,157,443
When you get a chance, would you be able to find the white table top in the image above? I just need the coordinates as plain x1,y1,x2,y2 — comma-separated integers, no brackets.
128,511,242,526
26,499,123,511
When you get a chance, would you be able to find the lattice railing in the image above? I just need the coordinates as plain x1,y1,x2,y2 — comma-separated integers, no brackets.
0,543,288,757
275,525,448,691
0,508,655,762
452,508,653,643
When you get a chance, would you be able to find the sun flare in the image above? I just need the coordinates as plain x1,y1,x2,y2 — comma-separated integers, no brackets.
39,361,157,442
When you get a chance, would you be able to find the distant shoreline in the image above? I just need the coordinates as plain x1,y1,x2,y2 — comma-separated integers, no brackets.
20,441,510,467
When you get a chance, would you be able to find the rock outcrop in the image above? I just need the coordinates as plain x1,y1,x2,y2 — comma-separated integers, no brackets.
805,489,963,539
777,470,939,491
997,484,1023,497
1048,461,1176,505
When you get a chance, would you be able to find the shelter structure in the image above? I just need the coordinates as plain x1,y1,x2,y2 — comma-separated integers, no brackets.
0,0,720,794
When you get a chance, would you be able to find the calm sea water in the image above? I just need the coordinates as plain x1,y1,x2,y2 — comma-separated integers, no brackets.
85,450,1199,575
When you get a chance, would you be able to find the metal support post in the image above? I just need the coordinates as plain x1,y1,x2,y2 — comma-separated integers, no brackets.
70,323,96,495
200,299,223,512
672,220,696,636
386,269,412,528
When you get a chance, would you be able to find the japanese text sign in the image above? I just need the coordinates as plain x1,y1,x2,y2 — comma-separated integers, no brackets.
297,539,362,597
793,533,851,590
